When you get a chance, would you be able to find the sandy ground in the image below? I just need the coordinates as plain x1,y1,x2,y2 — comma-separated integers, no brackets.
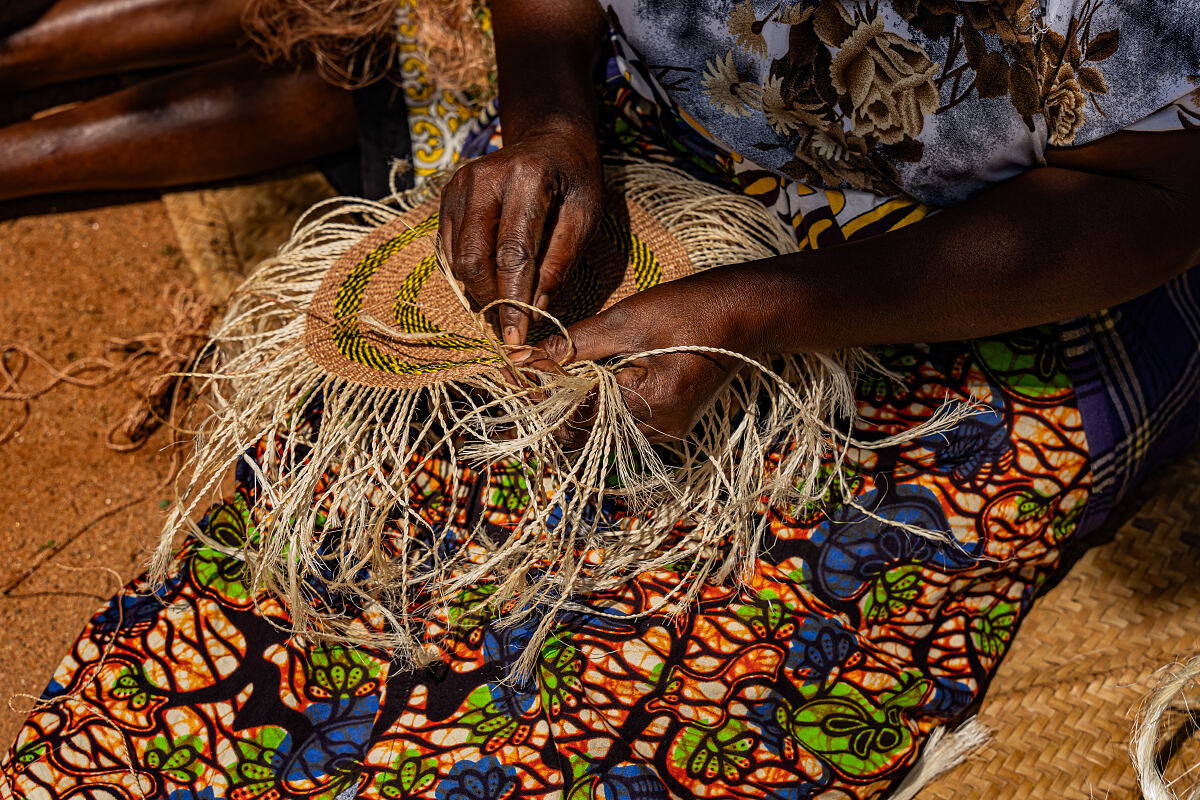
0,193,191,747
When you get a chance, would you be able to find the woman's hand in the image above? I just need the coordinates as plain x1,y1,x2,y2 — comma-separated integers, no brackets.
538,274,753,445
438,121,603,347
436,0,609,347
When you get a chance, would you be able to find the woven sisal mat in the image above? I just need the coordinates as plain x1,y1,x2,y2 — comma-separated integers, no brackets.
157,170,1199,798
160,168,335,302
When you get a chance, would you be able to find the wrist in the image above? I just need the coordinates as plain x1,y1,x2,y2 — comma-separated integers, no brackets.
499,102,600,151
685,259,813,357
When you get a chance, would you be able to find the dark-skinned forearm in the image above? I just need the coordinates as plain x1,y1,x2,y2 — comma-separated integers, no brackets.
490,0,609,143
716,158,1200,353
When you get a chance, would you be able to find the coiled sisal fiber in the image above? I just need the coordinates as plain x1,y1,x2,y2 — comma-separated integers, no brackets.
150,158,975,681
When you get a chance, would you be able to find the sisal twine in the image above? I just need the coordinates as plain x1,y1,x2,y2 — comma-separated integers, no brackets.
242,0,494,95
0,285,214,450
1133,654,1200,800
150,158,980,684
0,286,211,596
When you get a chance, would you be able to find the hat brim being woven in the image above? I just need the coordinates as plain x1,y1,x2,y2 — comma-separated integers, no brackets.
304,189,696,390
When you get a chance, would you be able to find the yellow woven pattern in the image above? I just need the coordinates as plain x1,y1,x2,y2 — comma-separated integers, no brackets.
329,210,667,376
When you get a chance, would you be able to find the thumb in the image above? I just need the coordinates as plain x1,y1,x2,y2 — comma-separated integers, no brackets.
542,309,622,365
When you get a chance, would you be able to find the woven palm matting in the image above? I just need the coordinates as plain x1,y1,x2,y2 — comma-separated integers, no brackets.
160,167,335,303
925,450,1200,798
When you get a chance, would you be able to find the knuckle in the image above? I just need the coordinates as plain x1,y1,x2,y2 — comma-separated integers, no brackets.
453,249,491,281
494,241,535,273
598,303,636,335
535,265,566,295
445,167,472,195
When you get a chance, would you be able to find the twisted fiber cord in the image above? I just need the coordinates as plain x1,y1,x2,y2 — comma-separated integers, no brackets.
0,285,214,449
1133,655,1200,800
242,0,494,94
241,0,397,90
153,159,981,686
0,287,214,596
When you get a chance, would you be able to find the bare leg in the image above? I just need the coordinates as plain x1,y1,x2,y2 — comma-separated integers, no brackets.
0,0,249,92
0,53,357,202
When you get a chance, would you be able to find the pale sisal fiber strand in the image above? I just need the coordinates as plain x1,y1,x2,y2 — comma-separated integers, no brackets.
1133,654,1200,800
149,158,981,685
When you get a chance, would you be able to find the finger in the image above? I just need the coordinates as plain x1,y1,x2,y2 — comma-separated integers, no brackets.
533,199,596,313
554,387,599,451
614,363,653,420
542,306,625,366
450,174,502,309
494,178,553,345
515,348,568,379
437,192,455,268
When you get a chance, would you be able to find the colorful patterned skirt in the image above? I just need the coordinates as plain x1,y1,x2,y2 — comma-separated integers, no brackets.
1,58,1099,800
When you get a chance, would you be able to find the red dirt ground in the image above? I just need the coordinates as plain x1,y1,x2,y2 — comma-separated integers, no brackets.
0,194,191,747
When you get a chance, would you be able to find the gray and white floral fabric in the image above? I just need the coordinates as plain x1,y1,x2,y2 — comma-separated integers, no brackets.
604,0,1200,207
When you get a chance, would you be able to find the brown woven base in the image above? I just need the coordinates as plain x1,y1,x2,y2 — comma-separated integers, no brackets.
926,451,1200,798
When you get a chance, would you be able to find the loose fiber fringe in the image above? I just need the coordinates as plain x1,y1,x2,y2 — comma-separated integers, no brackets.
242,0,493,94
153,158,976,681
890,718,990,800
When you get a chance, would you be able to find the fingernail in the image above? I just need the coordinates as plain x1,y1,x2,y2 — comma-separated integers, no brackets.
509,347,533,364
503,325,520,345
534,293,550,310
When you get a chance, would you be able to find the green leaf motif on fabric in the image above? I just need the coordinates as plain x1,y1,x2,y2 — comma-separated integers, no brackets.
144,735,203,784
190,494,256,600
736,589,798,641
539,639,583,717
110,666,159,711
776,676,928,778
12,741,48,767
1014,489,1053,524
974,328,1071,400
229,728,289,798
861,564,923,623
670,720,757,784
490,464,532,513
306,645,382,700
857,349,921,405
563,754,603,800
1051,502,1084,541
447,583,500,631
969,599,1019,658
375,749,438,798
459,685,529,752
785,464,864,524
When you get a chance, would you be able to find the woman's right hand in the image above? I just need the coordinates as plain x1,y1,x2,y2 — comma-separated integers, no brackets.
438,118,604,347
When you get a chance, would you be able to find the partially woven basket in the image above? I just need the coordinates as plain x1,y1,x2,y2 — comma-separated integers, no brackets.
152,158,972,683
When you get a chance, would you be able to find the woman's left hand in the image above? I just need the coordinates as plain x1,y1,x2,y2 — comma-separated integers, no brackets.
535,275,753,446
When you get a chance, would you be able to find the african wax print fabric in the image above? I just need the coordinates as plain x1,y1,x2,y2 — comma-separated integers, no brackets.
3,5,1198,800
0,273,1094,800
4,68,1100,800
601,0,1200,534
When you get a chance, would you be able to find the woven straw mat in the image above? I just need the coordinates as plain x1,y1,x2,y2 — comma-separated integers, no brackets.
160,167,335,303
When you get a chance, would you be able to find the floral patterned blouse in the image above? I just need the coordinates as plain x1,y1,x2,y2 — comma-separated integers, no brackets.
603,0,1200,208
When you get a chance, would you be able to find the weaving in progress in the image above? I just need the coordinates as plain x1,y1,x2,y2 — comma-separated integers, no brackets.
2,0,1200,798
